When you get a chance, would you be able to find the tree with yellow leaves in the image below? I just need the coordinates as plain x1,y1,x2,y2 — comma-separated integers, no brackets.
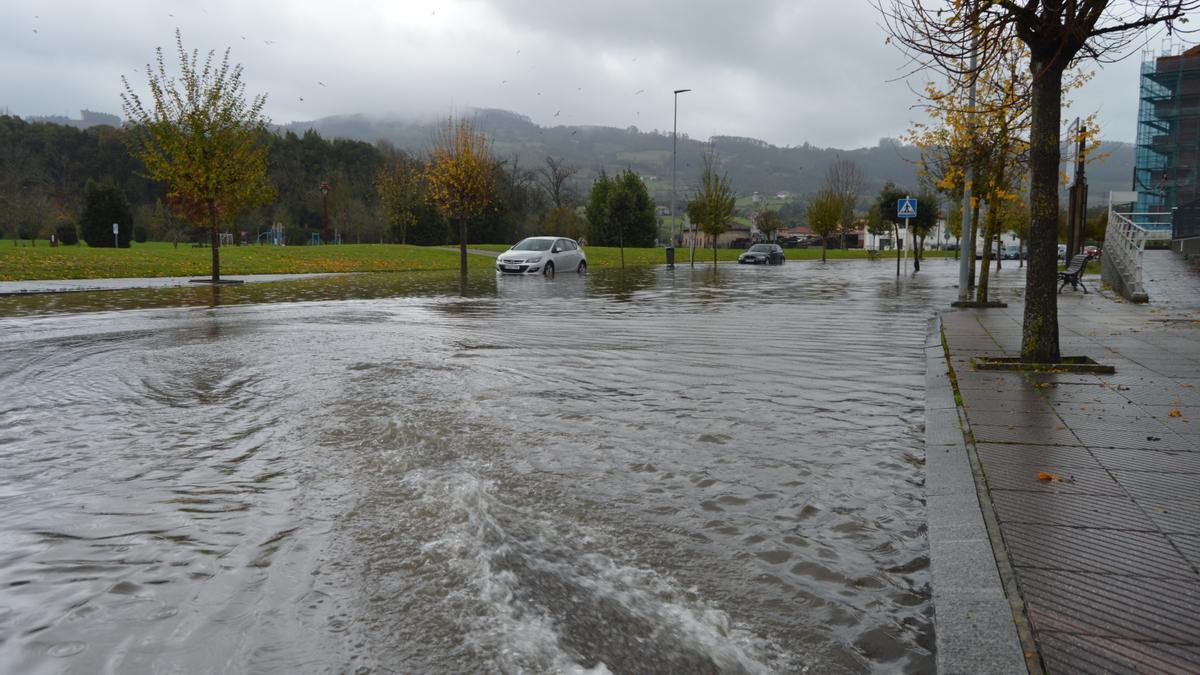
881,0,1196,363
121,30,275,283
906,35,1097,303
425,116,496,279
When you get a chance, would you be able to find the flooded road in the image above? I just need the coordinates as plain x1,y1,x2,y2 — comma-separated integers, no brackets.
0,258,1027,673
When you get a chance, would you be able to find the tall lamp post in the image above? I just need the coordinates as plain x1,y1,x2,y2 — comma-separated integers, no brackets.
670,88,691,269
320,181,330,244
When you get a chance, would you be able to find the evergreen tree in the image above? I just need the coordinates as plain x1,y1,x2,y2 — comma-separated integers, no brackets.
79,179,134,247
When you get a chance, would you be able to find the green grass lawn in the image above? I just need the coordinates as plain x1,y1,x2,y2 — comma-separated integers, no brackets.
0,241,495,281
0,239,958,281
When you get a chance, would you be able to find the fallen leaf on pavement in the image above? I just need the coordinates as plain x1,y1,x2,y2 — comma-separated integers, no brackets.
1169,409,1182,418
1037,472,1066,483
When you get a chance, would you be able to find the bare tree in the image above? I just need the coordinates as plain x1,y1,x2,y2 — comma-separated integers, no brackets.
537,156,579,209
825,159,863,249
878,0,1197,363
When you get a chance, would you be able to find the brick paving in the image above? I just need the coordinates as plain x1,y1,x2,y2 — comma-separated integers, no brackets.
940,251,1200,674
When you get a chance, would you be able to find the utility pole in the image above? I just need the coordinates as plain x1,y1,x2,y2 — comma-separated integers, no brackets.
671,88,691,269
956,1,977,302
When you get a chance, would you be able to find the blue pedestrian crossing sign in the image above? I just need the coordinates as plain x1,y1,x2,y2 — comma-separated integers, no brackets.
897,197,917,219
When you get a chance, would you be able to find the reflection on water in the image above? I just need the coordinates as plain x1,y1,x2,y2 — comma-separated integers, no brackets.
0,260,1029,673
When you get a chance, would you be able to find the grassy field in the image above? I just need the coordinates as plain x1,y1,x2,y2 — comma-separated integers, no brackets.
0,241,495,281
0,240,957,281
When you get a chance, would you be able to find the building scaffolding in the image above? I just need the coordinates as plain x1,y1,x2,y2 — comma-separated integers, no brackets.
1133,43,1200,219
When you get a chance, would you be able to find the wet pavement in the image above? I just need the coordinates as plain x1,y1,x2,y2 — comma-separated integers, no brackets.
938,250,1200,674
0,258,1003,674
0,272,349,296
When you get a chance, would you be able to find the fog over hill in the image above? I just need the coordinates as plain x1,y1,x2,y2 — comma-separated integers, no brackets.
281,108,1133,208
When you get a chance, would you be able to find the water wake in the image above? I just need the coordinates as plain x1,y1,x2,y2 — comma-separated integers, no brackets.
406,470,789,674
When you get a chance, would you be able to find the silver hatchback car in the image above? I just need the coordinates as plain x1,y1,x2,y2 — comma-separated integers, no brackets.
496,236,587,275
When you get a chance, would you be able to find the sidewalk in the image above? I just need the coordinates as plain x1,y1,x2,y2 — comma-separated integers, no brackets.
935,257,1200,673
0,273,348,296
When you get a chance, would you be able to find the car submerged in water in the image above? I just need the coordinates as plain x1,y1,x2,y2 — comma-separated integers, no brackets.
738,243,785,265
496,236,587,275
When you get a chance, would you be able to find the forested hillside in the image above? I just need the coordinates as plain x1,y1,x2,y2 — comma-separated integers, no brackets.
0,109,1134,245
284,108,1134,207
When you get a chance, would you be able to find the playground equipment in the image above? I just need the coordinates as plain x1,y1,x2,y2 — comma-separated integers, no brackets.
308,230,343,245
257,223,285,246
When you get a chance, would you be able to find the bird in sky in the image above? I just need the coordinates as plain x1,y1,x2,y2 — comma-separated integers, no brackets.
32,28,38,33
299,97,304,101
634,89,645,95
318,81,326,87
554,110,560,117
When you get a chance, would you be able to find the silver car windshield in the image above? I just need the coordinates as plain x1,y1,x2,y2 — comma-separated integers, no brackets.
511,238,553,252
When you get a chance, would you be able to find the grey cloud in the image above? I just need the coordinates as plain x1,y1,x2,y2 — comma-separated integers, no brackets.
0,0,1153,149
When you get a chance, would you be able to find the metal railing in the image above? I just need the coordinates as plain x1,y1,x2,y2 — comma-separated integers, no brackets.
1105,196,1173,300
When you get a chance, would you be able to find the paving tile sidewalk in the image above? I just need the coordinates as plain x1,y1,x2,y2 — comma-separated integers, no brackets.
940,258,1200,674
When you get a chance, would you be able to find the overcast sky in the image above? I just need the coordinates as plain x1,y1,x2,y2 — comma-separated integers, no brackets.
1,1,1186,148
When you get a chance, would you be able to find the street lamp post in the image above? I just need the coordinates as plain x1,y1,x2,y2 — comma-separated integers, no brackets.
320,181,330,245
670,88,691,269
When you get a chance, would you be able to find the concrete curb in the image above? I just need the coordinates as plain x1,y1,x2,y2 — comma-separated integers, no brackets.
924,316,1028,674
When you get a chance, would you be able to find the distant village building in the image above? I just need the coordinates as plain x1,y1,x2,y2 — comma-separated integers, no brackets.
26,109,121,129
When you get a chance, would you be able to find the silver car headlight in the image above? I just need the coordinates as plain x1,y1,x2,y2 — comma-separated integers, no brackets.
526,256,542,263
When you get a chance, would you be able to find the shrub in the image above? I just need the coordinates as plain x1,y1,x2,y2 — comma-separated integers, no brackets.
56,223,79,245
79,179,134,248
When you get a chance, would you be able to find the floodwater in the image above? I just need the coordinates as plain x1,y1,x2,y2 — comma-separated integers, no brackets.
0,258,1027,674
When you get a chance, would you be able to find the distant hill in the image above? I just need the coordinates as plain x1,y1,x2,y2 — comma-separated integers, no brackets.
281,109,1133,207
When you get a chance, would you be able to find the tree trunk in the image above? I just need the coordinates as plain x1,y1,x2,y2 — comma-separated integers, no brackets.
1019,236,1024,268
712,240,718,265
822,238,828,263
618,227,624,268
209,200,220,282
1022,58,1065,363
966,201,980,289
914,234,921,272
976,202,996,303
458,217,468,280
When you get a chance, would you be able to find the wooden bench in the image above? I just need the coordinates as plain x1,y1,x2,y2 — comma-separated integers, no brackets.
1058,252,1092,293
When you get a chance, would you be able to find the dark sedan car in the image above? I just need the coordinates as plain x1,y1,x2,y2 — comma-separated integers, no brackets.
738,243,785,265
